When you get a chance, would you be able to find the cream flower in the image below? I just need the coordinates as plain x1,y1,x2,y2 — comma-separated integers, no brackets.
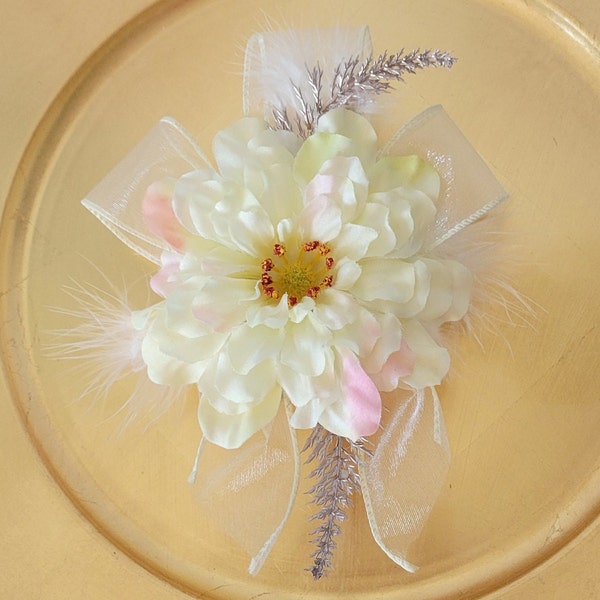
138,108,472,449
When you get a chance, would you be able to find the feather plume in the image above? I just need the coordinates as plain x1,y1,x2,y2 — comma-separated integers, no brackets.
48,279,185,431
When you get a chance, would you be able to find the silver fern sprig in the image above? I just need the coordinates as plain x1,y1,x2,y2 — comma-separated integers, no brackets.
302,425,370,579
272,48,457,137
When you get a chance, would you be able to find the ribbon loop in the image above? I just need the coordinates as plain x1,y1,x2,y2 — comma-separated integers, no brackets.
358,387,450,571
82,117,210,264
190,402,300,574
382,105,508,248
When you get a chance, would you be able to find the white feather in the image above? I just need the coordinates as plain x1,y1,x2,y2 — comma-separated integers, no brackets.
48,278,187,432
243,25,373,120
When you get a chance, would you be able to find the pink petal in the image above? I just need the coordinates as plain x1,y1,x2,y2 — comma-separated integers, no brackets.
375,339,416,391
142,181,185,251
150,252,182,297
340,348,381,437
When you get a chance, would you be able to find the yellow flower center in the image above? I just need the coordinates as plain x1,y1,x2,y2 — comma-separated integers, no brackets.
260,241,335,307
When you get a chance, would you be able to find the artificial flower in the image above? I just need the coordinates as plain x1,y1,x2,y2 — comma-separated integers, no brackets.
137,107,472,449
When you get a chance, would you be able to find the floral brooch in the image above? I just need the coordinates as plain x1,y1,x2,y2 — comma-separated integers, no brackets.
68,26,511,578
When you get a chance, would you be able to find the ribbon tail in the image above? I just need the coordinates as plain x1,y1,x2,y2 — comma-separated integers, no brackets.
358,387,450,571
82,117,211,264
190,400,300,575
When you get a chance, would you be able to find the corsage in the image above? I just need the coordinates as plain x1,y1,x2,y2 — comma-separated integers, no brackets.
64,26,512,578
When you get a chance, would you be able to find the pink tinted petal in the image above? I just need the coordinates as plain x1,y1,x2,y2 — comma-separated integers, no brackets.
150,252,182,297
340,348,381,437
142,180,185,251
373,339,416,392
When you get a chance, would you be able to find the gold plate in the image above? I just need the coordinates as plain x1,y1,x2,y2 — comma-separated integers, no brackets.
2,1,600,598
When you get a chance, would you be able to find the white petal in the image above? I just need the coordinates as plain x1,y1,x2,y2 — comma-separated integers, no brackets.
401,321,450,388
148,308,226,364
278,353,336,408
332,307,381,358
141,326,208,386
353,258,416,303
294,132,354,185
191,277,259,332
228,323,284,374
288,400,325,430
212,117,270,181
368,155,440,203
227,205,274,255
288,296,315,323
417,259,473,322
361,313,403,374
371,188,436,258
315,108,378,168
356,202,396,257
333,257,361,290
383,259,431,319
280,315,332,376
333,222,377,261
255,164,303,226
172,169,221,239
245,295,290,329
304,156,368,221
213,354,277,404
313,288,360,330
197,384,282,449
298,194,342,242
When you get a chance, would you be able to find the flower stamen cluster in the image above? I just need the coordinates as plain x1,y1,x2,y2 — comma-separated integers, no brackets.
261,241,335,306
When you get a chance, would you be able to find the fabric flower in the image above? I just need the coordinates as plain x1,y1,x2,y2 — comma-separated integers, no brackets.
138,107,472,449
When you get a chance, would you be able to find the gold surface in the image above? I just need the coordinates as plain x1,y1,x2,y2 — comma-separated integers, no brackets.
1,1,600,598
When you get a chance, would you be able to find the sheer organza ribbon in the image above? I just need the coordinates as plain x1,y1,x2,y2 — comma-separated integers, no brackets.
81,28,507,573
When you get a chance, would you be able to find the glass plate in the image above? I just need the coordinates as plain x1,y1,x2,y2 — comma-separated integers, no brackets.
2,1,600,598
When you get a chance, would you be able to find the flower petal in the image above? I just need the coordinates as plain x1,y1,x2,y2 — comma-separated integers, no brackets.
356,202,396,257
401,320,450,388
316,108,378,167
246,294,290,329
142,178,185,251
141,317,209,386
312,288,360,330
333,222,377,261
212,353,277,404
150,252,183,297
318,348,381,439
191,277,258,332
353,258,416,303
228,323,284,374
279,349,336,406
304,156,369,221
370,188,436,258
298,194,342,242
197,384,282,449
417,258,473,322
369,155,440,203
294,133,355,185
280,315,332,376
369,340,416,393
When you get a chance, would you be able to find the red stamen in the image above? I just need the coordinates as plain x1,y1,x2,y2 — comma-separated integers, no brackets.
273,243,286,256
302,240,319,252
261,258,274,271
